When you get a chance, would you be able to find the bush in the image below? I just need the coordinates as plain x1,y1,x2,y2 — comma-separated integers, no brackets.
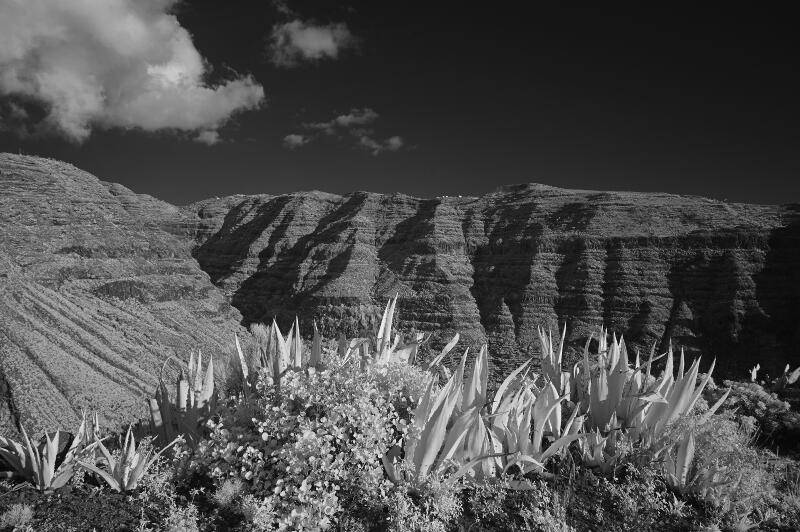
178,359,426,530
3,317,800,532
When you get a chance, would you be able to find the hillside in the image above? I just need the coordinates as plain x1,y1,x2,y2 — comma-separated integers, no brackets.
0,154,244,434
1,153,798,436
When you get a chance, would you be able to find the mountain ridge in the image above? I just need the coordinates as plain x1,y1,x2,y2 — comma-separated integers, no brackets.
1,153,798,432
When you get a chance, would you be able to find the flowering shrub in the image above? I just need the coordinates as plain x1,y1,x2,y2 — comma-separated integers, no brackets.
708,380,800,450
178,359,429,530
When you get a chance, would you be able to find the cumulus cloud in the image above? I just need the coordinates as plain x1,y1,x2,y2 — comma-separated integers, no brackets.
0,0,265,142
269,20,357,67
283,108,404,155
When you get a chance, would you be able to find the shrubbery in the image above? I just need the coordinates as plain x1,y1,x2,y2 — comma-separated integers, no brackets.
1,308,799,531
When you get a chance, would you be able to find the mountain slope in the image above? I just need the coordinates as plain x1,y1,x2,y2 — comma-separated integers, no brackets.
188,185,800,380
0,154,243,434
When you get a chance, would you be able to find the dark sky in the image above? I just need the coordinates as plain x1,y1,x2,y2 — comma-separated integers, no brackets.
0,2,797,205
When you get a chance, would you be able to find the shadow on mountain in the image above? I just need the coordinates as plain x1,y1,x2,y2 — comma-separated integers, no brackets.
470,201,544,352
377,198,440,282
193,196,294,284
231,194,367,329
754,204,800,377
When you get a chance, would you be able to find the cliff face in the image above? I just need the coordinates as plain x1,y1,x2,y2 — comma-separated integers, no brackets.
0,154,243,434
1,153,797,435
189,185,800,380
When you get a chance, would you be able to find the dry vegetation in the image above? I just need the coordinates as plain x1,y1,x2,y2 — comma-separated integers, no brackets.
1,298,800,531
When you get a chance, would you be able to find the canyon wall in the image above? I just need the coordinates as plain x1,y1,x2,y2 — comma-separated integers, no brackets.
189,185,800,381
1,153,798,434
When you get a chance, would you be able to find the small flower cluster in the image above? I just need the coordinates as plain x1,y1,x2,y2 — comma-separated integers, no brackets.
180,360,420,529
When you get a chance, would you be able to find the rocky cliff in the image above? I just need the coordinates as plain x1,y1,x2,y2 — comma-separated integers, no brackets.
188,185,800,381
2,153,798,435
0,154,244,435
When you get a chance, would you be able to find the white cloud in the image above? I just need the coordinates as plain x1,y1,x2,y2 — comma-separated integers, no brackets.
303,108,378,134
283,108,405,155
0,0,265,143
283,133,309,149
271,0,294,17
195,130,220,145
269,20,356,67
357,134,405,156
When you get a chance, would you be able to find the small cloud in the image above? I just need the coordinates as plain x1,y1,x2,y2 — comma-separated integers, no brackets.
195,130,220,145
271,0,295,17
284,108,406,154
303,108,378,134
269,20,357,67
283,133,310,149
357,134,405,156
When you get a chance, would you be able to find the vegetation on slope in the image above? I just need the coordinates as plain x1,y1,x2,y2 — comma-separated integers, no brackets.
1,302,799,531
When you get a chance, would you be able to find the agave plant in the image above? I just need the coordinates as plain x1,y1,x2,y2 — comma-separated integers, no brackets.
149,350,216,446
499,381,584,477
0,414,97,491
382,358,467,485
577,429,622,476
774,364,800,390
338,295,431,367
78,425,177,493
537,324,573,396
639,347,730,444
384,342,585,487
572,329,730,444
662,431,735,500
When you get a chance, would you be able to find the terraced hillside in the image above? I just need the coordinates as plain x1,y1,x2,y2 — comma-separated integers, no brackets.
0,154,243,435
188,186,800,380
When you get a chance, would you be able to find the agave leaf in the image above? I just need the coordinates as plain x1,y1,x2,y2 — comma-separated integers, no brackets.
199,355,215,408
492,358,532,414
504,452,546,475
464,345,488,410
193,352,204,396
427,333,460,370
540,432,583,463
289,317,302,369
42,431,58,488
438,406,482,468
684,359,717,415
676,432,695,487
405,376,441,462
415,373,464,478
20,426,42,489
376,298,392,354
607,338,629,412
445,452,512,486
531,388,567,455
384,295,398,352
234,333,249,381
272,319,290,372
310,322,322,368
79,460,121,492
697,387,731,426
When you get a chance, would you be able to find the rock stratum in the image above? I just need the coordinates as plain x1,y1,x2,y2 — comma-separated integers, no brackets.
189,183,800,382
0,154,243,435
1,153,798,433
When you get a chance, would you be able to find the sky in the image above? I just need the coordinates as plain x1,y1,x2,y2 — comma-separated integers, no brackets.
0,1,797,205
